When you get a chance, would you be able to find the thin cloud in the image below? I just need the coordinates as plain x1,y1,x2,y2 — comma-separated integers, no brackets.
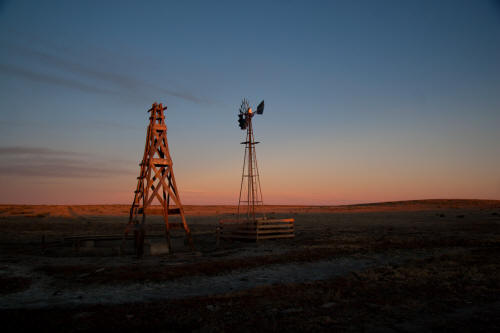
0,163,129,178
0,146,80,156
5,42,139,90
3,38,217,105
160,89,213,105
0,119,140,132
0,146,133,178
0,63,115,95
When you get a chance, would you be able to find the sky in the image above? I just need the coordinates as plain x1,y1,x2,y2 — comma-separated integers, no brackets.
0,0,499,205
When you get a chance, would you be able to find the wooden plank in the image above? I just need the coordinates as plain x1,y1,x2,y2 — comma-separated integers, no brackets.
257,234,295,239
255,223,294,229
151,158,171,166
258,218,295,223
153,124,167,131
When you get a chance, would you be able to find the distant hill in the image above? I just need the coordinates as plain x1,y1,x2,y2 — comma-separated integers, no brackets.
0,199,499,218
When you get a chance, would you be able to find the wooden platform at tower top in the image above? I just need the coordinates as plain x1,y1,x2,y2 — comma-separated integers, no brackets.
124,102,192,255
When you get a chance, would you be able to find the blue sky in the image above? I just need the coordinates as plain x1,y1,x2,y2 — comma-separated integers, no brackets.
0,0,499,204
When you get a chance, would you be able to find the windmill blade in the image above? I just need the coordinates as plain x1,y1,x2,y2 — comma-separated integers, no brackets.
238,98,250,130
238,114,247,130
256,100,264,114
239,98,250,114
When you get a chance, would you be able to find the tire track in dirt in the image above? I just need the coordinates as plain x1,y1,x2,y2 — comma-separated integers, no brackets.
0,249,441,309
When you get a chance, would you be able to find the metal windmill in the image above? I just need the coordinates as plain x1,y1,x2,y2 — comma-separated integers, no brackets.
217,99,294,242
237,98,266,223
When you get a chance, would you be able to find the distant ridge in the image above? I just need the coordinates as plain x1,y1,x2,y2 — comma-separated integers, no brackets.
338,199,500,208
0,199,499,218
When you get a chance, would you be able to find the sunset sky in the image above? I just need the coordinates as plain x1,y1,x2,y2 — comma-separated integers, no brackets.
0,0,499,205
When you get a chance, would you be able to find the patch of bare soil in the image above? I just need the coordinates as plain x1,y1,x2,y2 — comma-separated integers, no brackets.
33,236,496,286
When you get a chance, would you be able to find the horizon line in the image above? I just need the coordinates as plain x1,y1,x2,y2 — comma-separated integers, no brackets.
1,198,499,207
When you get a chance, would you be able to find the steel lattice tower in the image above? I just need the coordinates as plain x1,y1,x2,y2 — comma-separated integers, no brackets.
217,99,294,242
237,100,266,222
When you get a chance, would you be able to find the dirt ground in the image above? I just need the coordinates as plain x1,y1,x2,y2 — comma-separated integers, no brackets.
0,199,499,332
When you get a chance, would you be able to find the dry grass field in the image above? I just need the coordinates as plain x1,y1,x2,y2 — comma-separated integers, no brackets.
0,199,499,332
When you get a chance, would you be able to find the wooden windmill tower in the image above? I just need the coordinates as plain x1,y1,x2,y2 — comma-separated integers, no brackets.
218,99,295,241
124,102,192,256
